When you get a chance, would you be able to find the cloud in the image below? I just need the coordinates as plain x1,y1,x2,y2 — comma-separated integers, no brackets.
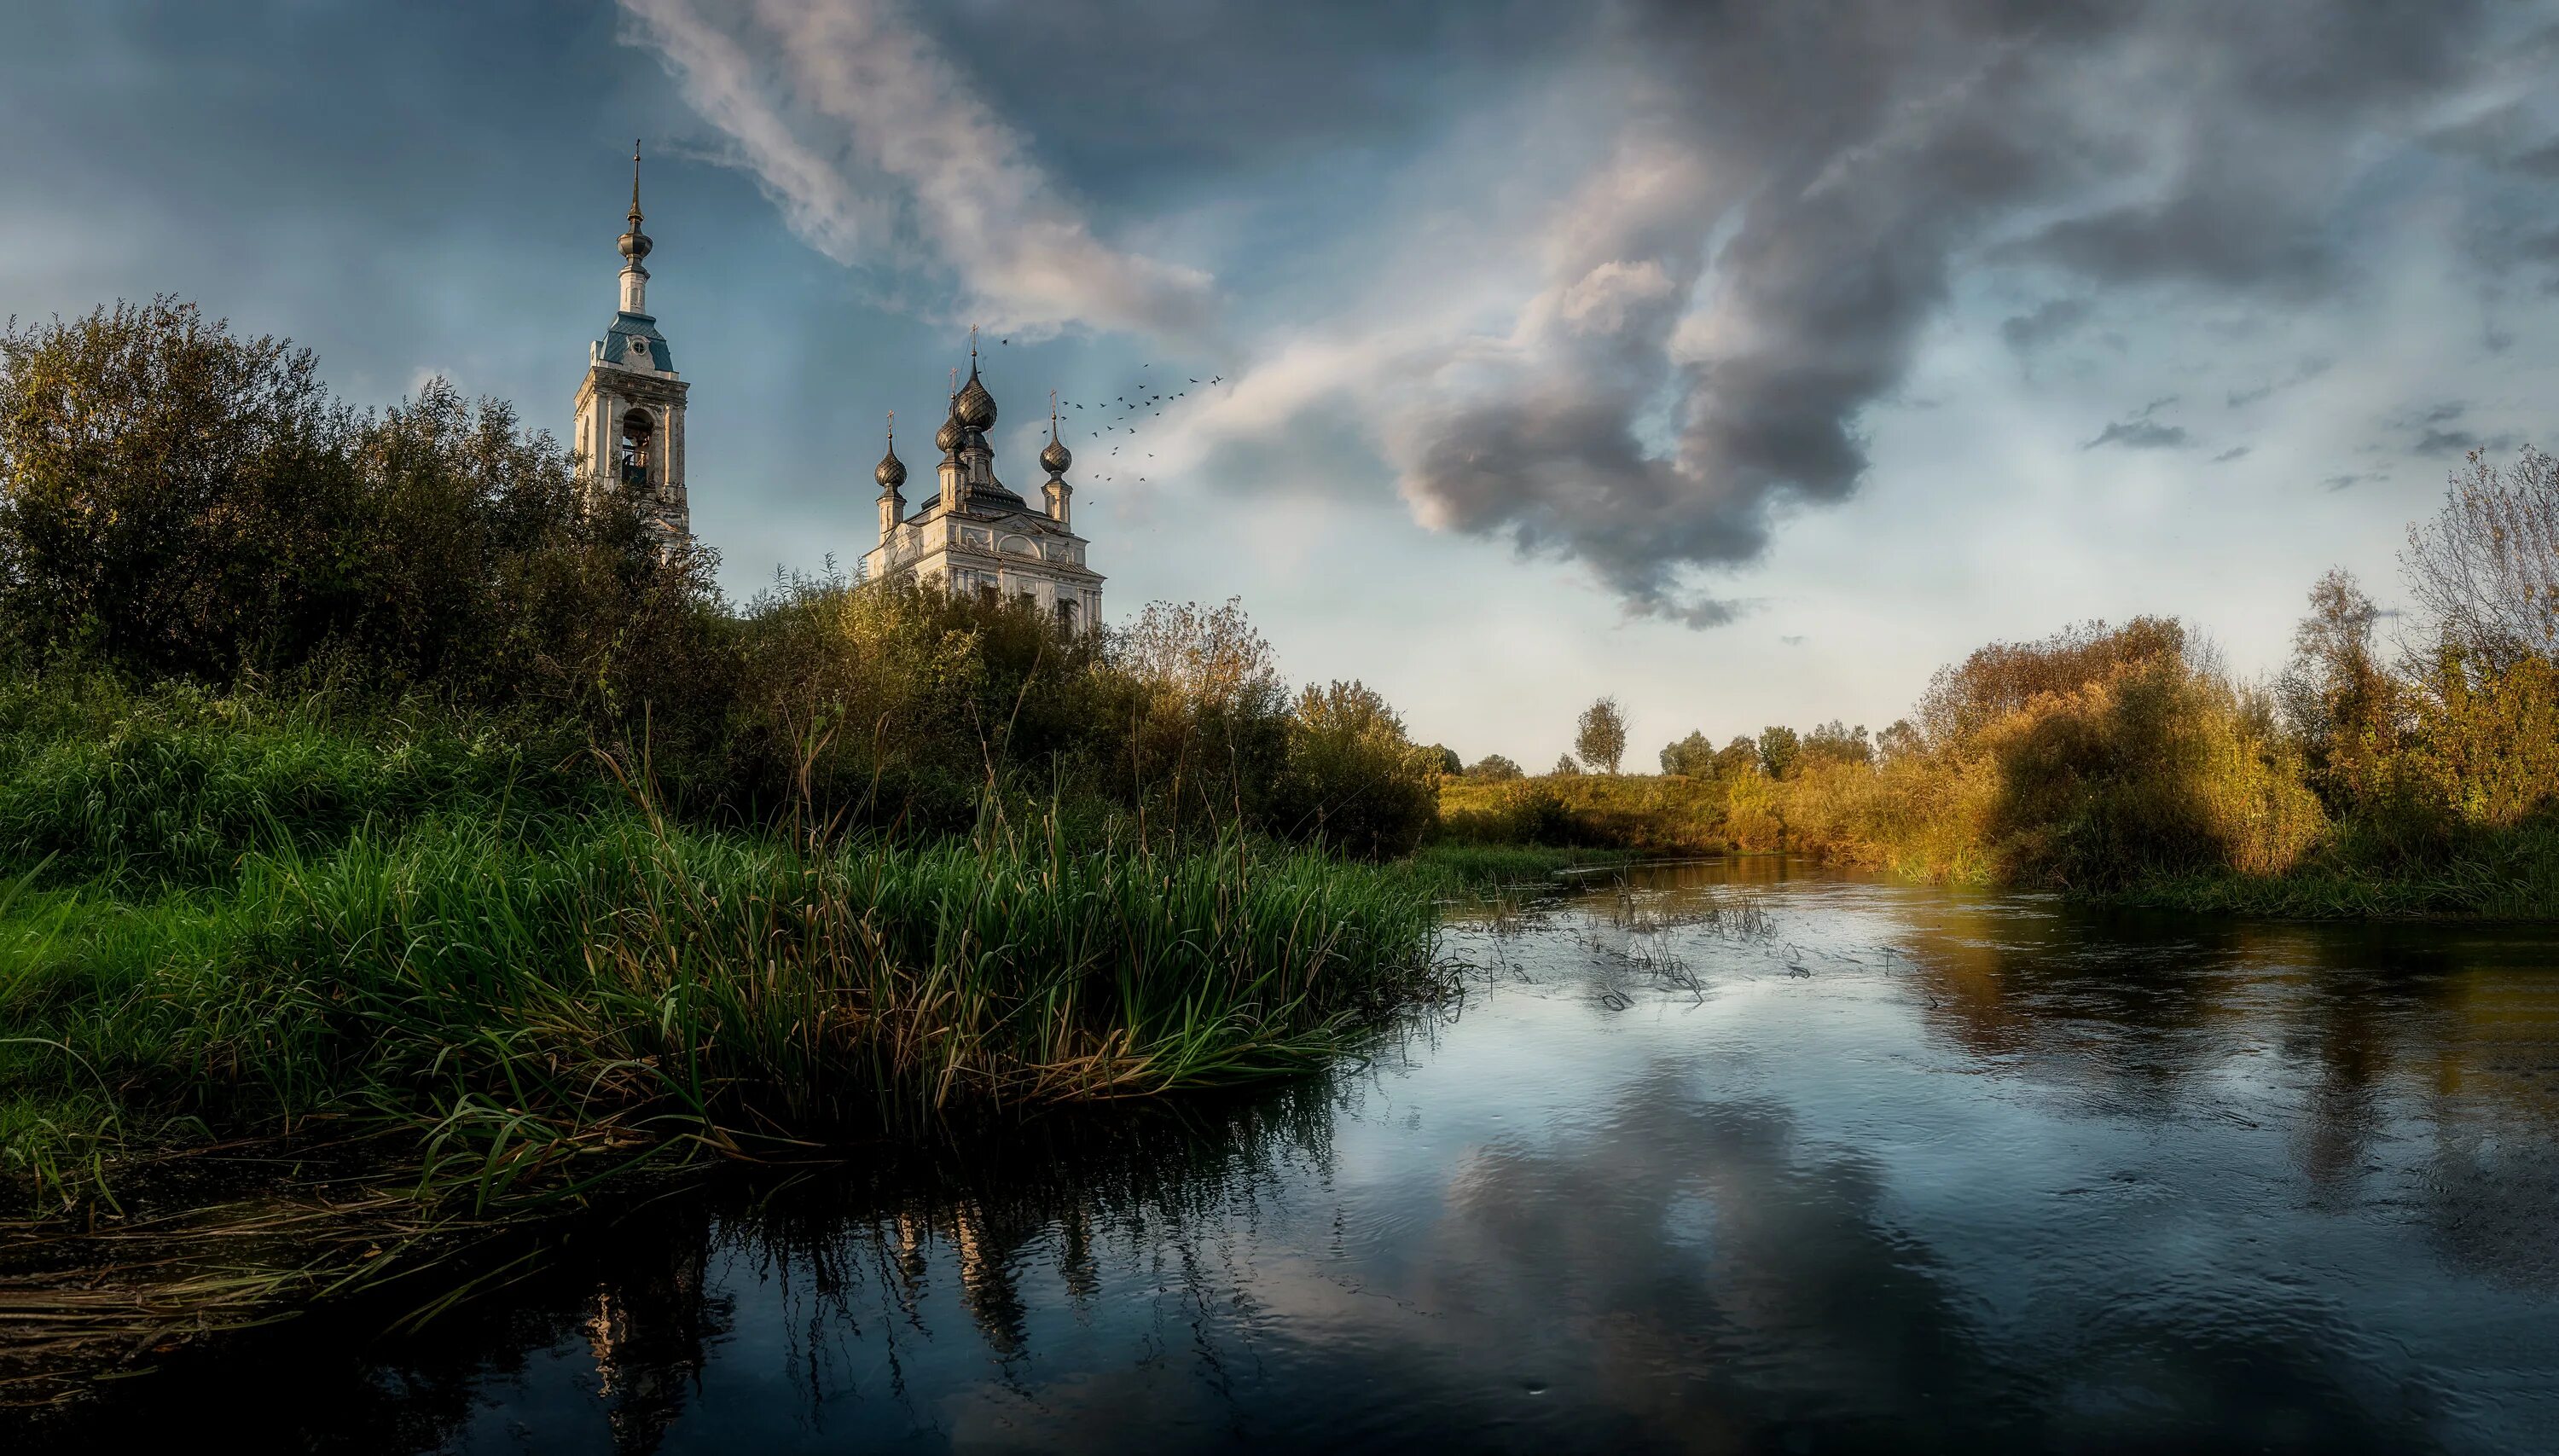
2084,392,2190,450
1371,0,2510,624
2000,297,2092,353
2212,445,2252,462
619,0,1214,341
633,0,2522,627
2225,355,2333,409
2394,400,2519,456
2414,426,2520,455
2323,472,2376,490
2085,419,2191,451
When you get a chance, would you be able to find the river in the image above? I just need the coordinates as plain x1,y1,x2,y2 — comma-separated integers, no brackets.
26,859,2559,1452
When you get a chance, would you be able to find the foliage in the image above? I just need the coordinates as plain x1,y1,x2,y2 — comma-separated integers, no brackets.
1276,680,1442,858
1801,720,1873,769
1465,752,1524,782
1574,696,1627,774
1552,752,1581,776
1659,729,1715,776
1755,724,1802,780
0,300,710,706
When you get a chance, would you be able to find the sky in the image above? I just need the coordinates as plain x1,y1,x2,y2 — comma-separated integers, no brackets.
4,0,2557,768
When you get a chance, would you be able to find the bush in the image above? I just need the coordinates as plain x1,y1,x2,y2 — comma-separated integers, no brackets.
1276,681,1442,858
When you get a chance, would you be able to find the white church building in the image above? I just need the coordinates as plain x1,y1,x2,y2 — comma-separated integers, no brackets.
571,148,1101,629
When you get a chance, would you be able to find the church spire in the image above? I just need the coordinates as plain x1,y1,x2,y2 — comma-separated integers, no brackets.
617,140,653,314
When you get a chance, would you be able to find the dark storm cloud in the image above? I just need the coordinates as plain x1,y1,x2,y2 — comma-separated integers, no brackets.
1393,0,2518,625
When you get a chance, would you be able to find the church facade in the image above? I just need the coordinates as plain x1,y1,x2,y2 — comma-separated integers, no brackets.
571,149,1099,628
860,345,1103,633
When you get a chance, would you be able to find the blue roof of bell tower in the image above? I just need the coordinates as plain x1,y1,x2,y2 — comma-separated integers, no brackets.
598,310,671,373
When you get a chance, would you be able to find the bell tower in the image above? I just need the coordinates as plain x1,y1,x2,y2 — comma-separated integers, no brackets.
573,142,692,544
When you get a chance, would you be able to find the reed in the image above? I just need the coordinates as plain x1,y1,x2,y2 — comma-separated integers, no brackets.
0,810,1445,1215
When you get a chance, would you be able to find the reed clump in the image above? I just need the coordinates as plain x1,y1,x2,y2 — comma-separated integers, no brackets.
0,810,1443,1214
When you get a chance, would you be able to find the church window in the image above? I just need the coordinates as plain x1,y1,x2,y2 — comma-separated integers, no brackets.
618,409,655,488
1057,599,1076,631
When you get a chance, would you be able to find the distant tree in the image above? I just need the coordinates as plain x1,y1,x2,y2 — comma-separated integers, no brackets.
1756,724,1802,780
1715,735,1760,778
1551,752,1581,776
2279,568,2395,807
1659,729,1716,776
1426,742,1463,776
1575,696,1628,774
1465,753,1524,781
2401,445,2559,671
1877,719,1924,763
1801,720,1873,769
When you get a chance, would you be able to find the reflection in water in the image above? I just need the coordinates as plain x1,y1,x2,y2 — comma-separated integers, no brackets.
16,863,2559,1453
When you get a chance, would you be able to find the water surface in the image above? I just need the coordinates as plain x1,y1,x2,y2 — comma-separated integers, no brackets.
30,861,2559,1452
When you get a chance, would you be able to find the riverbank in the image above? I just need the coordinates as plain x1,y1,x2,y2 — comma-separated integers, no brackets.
0,802,1449,1400
1436,772,2558,920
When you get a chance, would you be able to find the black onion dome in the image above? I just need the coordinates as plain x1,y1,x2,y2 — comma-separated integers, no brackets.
935,410,963,455
1040,434,1071,476
874,446,906,492
955,368,997,430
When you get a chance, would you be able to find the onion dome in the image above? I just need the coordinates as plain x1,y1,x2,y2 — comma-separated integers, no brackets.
1040,433,1071,477
875,445,906,493
935,409,964,455
955,367,997,430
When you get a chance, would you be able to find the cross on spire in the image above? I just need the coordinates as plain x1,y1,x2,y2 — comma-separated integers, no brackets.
628,140,643,229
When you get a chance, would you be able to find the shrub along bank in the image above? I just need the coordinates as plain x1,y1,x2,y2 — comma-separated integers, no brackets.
1441,604,2556,918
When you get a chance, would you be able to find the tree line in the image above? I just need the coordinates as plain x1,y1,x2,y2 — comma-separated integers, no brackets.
0,300,1446,859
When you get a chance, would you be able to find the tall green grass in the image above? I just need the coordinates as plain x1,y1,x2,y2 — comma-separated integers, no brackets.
0,671,597,891
0,811,1444,1212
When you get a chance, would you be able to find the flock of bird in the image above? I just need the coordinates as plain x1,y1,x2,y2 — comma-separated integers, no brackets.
991,339,1225,487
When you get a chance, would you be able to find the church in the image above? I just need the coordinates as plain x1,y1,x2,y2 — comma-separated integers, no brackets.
569,149,1103,630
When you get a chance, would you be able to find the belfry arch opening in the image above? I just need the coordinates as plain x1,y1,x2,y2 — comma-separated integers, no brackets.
618,408,655,488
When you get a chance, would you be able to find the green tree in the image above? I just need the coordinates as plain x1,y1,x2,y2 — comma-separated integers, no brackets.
1659,729,1716,776
1552,752,1581,776
1801,720,1872,769
1575,696,1628,774
1466,753,1524,781
1426,742,1463,776
1756,724,1802,780
1715,735,1760,778
1277,679,1440,857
